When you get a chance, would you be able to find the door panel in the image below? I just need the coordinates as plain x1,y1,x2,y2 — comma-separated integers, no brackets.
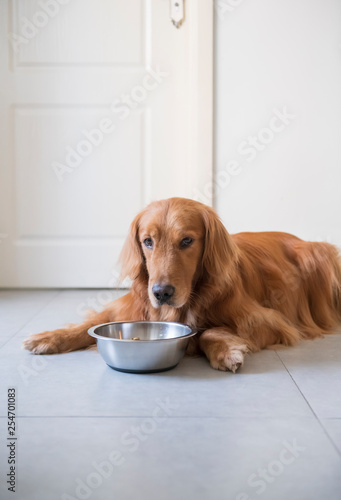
11,0,143,66
0,0,213,287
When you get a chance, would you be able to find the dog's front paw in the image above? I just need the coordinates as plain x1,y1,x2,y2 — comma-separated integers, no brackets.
209,345,248,373
22,331,63,354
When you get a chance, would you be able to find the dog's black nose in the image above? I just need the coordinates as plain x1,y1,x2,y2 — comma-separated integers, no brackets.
152,284,175,305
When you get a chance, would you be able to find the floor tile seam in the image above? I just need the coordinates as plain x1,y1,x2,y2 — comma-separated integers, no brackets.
275,350,341,459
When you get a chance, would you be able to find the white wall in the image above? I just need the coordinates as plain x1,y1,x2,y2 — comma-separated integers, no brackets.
215,0,341,245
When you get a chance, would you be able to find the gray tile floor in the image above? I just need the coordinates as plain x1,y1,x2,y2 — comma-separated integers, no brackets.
0,289,340,500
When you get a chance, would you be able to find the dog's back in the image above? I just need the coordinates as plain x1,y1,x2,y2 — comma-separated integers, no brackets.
233,231,341,338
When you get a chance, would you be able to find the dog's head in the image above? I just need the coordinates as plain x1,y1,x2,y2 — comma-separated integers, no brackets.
120,198,238,309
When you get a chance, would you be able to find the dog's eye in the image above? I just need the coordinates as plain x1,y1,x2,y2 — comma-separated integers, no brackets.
180,237,193,249
143,238,153,249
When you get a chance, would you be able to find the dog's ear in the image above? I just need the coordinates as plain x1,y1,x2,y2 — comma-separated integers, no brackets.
119,211,145,281
201,206,239,282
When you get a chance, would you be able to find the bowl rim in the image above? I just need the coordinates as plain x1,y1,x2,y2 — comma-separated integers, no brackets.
88,320,197,342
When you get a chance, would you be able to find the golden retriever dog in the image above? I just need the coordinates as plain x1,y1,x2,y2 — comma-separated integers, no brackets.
23,197,341,372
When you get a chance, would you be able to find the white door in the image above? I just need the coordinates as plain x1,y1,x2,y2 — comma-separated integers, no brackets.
0,0,213,287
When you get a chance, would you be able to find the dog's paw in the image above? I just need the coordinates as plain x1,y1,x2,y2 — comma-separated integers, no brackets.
22,331,62,354
209,345,248,373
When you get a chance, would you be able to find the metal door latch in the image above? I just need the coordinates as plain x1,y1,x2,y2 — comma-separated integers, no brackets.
170,0,184,29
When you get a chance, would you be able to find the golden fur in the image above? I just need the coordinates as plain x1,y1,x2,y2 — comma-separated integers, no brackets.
23,198,341,372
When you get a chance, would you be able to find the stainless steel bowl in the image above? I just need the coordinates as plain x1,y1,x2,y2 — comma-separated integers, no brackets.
88,321,196,373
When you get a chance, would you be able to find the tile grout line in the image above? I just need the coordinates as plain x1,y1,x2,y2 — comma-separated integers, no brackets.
275,350,341,459
0,289,63,350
